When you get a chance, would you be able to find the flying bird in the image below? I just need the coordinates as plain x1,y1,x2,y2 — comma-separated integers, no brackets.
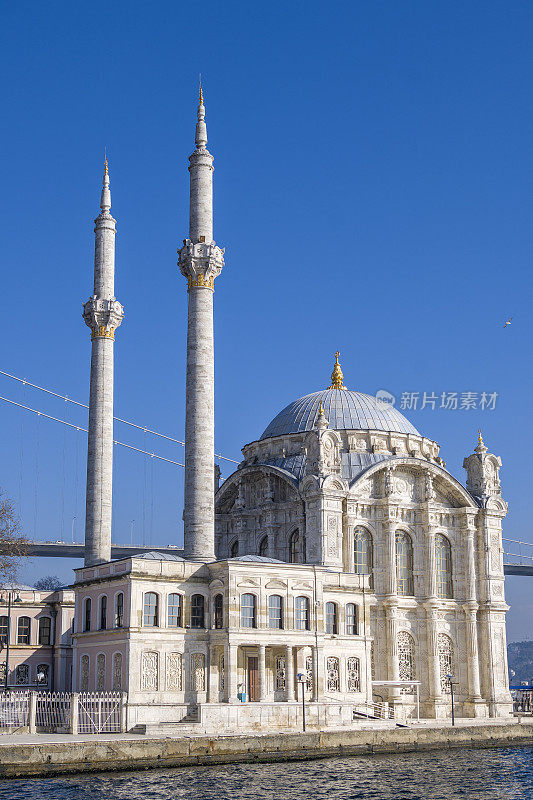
504,317,513,328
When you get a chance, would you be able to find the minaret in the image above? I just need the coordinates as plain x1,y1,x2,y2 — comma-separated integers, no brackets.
178,86,225,561
82,159,124,566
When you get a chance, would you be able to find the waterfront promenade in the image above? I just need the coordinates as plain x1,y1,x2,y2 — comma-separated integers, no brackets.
0,719,532,778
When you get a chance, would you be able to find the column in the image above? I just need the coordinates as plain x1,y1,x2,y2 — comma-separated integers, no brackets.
312,645,319,702
384,519,397,596
464,603,482,700
385,604,400,701
206,644,216,703
285,645,295,701
426,604,442,700
225,643,238,703
258,644,266,702
427,527,437,599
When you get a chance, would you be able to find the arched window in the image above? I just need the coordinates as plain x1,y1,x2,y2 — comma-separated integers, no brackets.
113,653,123,691
347,657,360,692
99,596,107,630
346,603,358,635
325,602,337,634
258,536,268,557
191,594,205,628
36,664,49,686
17,616,31,645
326,656,340,692
230,540,239,558
398,631,416,682
143,592,158,627
84,598,91,632
115,593,124,628
80,654,90,691
268,595,283,629
96,653,105,691
167,594,182,627
295,596,310,630
396,531,414,596
240,593,256,628
438,634,454,693
354,527,374,589
435,534,453,599
15,664,29,685
38,617,51,645
289,530,305,564
0,616,8,645
214,594,224,629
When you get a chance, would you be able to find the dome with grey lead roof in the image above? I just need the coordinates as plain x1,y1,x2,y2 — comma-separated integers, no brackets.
260,388,419,439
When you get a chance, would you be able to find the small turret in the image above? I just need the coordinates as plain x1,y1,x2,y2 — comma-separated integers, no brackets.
463,429,502,502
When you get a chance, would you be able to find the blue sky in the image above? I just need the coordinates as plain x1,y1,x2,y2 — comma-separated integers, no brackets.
0,1,532,640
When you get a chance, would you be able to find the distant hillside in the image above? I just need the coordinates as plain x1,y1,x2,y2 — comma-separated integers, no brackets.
508,641,533,683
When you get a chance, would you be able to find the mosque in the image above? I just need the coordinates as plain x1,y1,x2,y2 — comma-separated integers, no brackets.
70,89,513,732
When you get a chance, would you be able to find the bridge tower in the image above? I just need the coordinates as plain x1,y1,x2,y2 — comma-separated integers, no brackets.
178,86,225,560
82,159,124,566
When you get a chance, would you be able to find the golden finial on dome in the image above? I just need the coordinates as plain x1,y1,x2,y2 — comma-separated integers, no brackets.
328,351,347,390
199,74,204,105
318,401,324,415
104,147,108,176
478,428,483,446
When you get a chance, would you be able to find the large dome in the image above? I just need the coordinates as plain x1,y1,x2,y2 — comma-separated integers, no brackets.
260,388,419,440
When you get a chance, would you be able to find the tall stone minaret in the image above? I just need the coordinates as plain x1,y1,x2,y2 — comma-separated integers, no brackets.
178,86,225,561
82,159,124,566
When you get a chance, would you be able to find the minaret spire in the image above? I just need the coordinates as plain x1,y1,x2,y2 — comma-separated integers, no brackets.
178,87,225,561
82,159,124,566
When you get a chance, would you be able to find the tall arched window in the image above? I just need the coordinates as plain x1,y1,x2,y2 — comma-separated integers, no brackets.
325,602,337,634
346,603,358,635
295,596,310,630
167,594,182,627
268,595,283,629
438,634,454,693
290,530,305,564
396,531,414,596
17,617,31,645
115,593,124,628
214,594,224,629
99,596,107,630
240,594,256,628
143,592,158,627
0,616,8,645
230,540,239,558
435,534,453,599
84,598,91,632
38,617,51,645
398,631,416,682
354,527,374,589
191,594,205,628
258,536,268,557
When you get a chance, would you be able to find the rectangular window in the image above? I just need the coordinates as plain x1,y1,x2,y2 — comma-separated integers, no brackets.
295,597,309,631
17,617,31,645
167,594,182,627
268,596,283,629
115,593,124,628
0,616,9,645
100,596,107,630
38,617,51,645
346,604,358,635
143,593,158,627
191,595,205,629
240,594,256,628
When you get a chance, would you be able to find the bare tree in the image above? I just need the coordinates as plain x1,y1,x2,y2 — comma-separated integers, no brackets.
0,491,28,585
34,575,62,591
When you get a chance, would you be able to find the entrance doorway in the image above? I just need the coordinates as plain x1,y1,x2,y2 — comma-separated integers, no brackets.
247,656,259,701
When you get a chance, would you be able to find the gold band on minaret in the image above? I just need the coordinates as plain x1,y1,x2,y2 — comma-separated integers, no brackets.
328,351,347,390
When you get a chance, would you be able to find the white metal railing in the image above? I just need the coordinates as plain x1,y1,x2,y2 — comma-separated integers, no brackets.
0,691,30,728
36,692,71,732
353,701,395,720
77,692,122,734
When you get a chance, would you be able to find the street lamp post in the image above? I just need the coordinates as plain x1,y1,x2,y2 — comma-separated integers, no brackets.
446,673,456,726
297,673,306,732
0,590,22,692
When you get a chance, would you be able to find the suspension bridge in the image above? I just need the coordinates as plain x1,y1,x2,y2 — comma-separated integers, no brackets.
1,368,533,577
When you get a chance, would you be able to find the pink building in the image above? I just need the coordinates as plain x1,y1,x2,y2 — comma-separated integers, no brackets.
0,584,75,691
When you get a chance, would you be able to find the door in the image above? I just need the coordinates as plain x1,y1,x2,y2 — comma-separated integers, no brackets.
248,656,259,701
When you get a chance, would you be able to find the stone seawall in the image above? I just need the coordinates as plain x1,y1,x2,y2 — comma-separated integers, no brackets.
1,723,532,779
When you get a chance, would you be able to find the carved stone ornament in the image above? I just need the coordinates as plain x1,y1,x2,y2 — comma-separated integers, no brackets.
83,296,124,339
178,239,225,292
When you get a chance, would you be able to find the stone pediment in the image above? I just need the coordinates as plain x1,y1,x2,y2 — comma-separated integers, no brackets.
265,579,288,589
291,581,313,590
237,578,261,588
